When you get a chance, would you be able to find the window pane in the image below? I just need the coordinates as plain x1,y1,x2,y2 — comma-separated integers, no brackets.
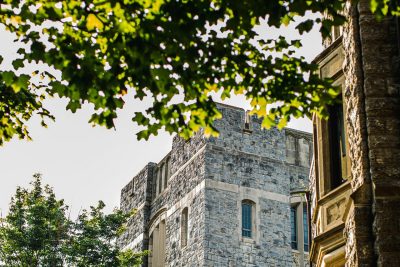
328,102,346,190
242,203,252,238
290,207,297,250
303,207,309,252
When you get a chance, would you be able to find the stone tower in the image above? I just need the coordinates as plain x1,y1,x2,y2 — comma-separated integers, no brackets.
118,103,312,266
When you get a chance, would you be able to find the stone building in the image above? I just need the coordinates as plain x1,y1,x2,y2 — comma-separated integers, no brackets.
309,0,400,265
118,103,313,266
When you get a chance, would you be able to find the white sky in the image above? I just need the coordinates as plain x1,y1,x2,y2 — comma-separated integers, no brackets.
0,15,322,218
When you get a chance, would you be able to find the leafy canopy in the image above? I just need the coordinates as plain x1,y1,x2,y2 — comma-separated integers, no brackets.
0,174,147,267
0,0,398,143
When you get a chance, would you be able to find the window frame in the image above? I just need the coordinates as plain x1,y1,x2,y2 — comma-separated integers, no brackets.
241,199,256,241
289,196,310,254
315,83,351,197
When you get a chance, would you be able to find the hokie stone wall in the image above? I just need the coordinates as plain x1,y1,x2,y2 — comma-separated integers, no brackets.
119,104,312,266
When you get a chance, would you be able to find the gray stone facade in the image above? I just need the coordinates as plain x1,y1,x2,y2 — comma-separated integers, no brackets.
119,103,312,266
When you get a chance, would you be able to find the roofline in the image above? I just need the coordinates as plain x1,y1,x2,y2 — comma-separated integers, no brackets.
312,35,343,64
285,127,312,138
215,102,246,112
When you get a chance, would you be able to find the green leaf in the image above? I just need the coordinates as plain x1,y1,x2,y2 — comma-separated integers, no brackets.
2,72,14,86
12,59,24,69
296,19,314,34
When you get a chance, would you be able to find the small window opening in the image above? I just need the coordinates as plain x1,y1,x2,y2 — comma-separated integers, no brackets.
303,205,309,252
243,111,252,133
328,101,347,190
164,157,170,189
290,206,298,250
181,208,188,248
158,164,163,195
241,201,254,238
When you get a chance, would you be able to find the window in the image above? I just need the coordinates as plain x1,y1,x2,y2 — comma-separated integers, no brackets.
153,156,171,199
315,93,351,196
148,219,166,267
152,172,157,200
243,111,252,133
241,201,254,238
181,208,188,248
303,206,309,252
290,206,298,250
158,164,163,195
164,157,170,189
290,204,309,252
327,101,348,190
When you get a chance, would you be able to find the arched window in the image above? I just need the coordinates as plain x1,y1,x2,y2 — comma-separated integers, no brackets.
181,207,188,248
148,211,167,267
241,200,255,238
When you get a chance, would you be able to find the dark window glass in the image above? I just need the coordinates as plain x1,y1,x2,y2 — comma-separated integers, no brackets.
328,102,346,190
242,203,252,238
290,206,297,249
158,165,163,194
303,207,309,252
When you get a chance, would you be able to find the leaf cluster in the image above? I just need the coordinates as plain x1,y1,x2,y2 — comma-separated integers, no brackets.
0,174,146,267
0,73,54,145
0,0,398,142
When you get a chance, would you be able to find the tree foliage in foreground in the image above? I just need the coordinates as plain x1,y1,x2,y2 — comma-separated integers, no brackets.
0,174,146,267
0,0,399,144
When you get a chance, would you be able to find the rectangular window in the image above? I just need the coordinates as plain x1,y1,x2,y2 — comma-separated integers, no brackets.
328,101,348,190
290,206,297,250
303,207,309,252
158,166,163,195
242,203,252,238
164,158,169,189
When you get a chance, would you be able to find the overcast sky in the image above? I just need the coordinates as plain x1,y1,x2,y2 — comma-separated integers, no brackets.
0,15,322,218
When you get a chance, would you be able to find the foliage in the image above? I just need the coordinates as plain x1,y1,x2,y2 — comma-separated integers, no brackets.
0,0,399,143
0,74,54,146
66,201,147,267
0,174,69,266
0,174,146,267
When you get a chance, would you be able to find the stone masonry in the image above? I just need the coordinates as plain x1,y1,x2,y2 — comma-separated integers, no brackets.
343,1,400,265
309,1,400,265
118,103,312,266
